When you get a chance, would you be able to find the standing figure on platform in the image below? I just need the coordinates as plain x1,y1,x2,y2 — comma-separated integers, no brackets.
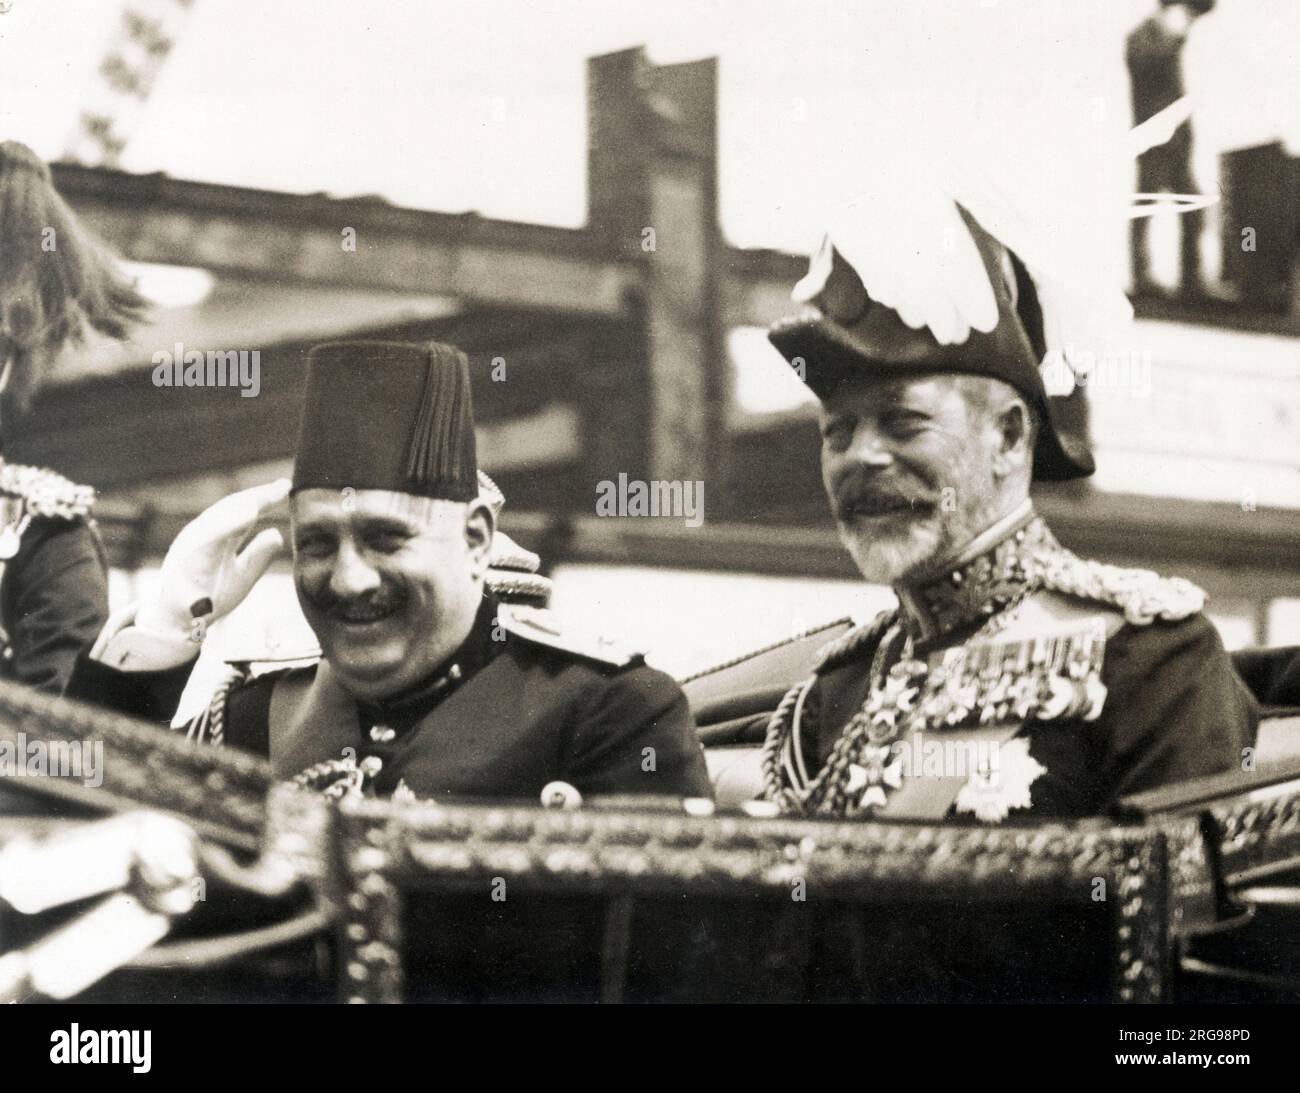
1125,0,1214,297
0,141,145,692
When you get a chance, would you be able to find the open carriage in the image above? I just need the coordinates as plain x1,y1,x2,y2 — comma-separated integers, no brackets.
2,637,1299,1005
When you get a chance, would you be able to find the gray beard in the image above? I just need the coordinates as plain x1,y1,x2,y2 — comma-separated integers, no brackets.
837,516,947,586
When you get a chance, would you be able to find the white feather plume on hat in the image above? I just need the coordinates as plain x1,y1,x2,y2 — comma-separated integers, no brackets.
794,162,1000,348
794,97,1209,397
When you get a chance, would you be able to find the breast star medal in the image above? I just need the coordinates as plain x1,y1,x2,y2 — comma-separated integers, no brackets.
954,737,1047,823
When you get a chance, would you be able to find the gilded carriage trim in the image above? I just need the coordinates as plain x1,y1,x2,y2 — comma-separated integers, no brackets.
339,819,404,1005
1210,786,1300,885
0,676,269,848
331,797,1173,1003
1114,832,1170,1003
1154,814,1218,937
11,664,1300,1003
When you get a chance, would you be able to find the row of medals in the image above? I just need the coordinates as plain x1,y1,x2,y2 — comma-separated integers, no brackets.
842,613,1108,811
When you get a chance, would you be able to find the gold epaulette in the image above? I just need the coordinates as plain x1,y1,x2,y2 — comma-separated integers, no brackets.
486,529,552,606
489,529,540,574
1037,549,1205,625
497,603,643,668
0,462,94,520
485,570,552,607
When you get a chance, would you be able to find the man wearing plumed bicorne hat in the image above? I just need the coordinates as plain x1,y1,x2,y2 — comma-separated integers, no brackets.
745,199,1257,822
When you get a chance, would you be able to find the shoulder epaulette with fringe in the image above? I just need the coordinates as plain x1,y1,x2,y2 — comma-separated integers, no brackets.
487,529,552,606
1034,550,1205,625
497,603,642,668
0,462,94,520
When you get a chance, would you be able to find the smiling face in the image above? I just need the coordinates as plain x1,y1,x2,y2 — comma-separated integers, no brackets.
291,488,493,701
818,373,1032,584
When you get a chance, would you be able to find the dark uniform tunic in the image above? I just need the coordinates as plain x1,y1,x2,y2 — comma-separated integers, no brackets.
796,609,1257,819
67,596,712,802
693,511,1259,822
0,470,108,818
0,463,108,694
1,515,108,694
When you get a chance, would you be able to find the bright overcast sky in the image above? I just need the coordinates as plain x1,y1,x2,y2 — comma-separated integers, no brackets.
1,0,1296,253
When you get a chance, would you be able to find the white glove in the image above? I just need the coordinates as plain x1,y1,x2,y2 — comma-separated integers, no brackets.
133,479,291,643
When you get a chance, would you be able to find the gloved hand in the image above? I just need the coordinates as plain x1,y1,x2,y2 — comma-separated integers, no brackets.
133,479,291,643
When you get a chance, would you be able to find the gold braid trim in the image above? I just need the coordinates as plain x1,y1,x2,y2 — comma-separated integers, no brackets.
0,462,94,519
184,663,250,747
760,611,896,814
1033,542,1205,624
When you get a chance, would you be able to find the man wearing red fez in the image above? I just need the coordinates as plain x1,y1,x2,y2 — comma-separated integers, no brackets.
702,197,1256,822
68,341,711,803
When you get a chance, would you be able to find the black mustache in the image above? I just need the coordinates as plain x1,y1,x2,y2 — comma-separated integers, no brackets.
832,483,935,520
303,585,407,622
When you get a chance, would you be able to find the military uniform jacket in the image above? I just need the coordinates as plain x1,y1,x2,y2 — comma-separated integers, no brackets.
746,509,1259,822
0,464,108,694
68,596,713,803
793,609,1256,820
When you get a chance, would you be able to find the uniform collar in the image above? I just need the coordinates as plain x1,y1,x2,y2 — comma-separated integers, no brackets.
356,594,501,731
893,499,1044,643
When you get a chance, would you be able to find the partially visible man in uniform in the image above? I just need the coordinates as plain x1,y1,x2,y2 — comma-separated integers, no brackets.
0,141,144,694
67,341,711,803
746,206,1256,822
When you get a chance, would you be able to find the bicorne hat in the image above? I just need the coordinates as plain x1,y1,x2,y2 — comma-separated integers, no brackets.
768,206,1094,481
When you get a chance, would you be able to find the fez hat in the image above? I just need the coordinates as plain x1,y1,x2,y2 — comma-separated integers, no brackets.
293,341,479,501
768,207,1094,481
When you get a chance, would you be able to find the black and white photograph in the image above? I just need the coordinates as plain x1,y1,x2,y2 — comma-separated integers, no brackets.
0,0,1298,1050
